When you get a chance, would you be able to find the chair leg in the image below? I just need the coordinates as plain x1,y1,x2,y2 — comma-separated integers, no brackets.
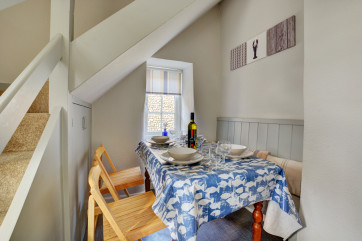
94,214,99,228
123,188,130,197
88,196,95,241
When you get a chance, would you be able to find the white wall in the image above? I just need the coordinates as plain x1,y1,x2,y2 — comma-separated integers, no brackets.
0,0,50,84
219,0,304,120
299,1,362,240
92,63,146,194
0,0,132,84
73,0,134,38
153,6,221,141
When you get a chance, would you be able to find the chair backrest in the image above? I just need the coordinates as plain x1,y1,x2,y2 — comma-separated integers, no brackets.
88,165,128,241
95,144,118,172
94,147,121,201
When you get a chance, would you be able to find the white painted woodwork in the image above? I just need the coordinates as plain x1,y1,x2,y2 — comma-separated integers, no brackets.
147,58,194,134
71,0,221,103
266,124,279,155
233,122,242,144
50,0,73,240
217,117,304,161
68,95,92,241
240,122,249,145
218,120,228,141
256,123,268,151
248,123,258,150
0,34,62,154
70,0,194,89
227,121,234,143
0,0,25,11
291,125,303,161
278,125,293,159
0,107,63,240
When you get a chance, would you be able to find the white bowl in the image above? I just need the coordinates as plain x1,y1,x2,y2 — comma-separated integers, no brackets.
151,136,170,143
168,147,197,161
229,144,247,156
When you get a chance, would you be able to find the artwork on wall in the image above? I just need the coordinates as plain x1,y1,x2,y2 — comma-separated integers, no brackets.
230,42,247,70
230,45,240,70
231,15,296,71
246,31,266,64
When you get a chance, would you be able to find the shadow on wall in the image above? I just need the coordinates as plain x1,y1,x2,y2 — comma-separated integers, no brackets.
73,0,135,38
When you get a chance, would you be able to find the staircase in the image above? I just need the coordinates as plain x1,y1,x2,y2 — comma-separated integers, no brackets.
0,82,49,226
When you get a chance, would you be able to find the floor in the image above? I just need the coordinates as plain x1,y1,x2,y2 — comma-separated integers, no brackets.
91,208,282,241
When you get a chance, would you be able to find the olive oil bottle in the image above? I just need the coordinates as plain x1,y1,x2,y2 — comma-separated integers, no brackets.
187,112,197,149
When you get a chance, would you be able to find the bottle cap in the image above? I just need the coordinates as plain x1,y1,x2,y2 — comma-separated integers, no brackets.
190,112,194,120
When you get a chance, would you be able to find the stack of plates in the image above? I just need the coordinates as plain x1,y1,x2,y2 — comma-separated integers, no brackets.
147,139,174,146
160,152,204,165
226,150,254,160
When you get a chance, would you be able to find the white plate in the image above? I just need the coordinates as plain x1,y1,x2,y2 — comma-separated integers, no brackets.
226,150,254,160
160,152,204,165
147,139,174,145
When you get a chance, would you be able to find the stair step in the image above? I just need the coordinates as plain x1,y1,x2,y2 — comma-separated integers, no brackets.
4,113,50,152
0,81,48,113
27,81,49,113
0,211,6,226
0,151,33,226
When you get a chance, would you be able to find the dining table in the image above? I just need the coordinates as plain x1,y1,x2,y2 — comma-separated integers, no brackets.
135,140,302,241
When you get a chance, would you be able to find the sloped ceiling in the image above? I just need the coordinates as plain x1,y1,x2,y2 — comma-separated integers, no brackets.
0,0,25,11
70,0,221,103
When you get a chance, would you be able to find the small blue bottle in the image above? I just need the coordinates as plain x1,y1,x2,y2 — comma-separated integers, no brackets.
162,123,168,136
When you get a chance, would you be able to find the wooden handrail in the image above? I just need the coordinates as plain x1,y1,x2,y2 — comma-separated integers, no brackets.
0,33,63,154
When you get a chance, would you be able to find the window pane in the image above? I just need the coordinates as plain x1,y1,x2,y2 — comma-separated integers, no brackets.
148,114,161,132
162,95,175,113
162,114,175,131
147,94,161,112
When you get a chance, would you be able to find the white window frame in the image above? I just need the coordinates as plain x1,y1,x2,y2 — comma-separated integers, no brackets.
144,67,182,139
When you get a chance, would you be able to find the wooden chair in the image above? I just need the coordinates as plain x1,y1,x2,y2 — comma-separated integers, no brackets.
93,144,144,197
88,165,167,241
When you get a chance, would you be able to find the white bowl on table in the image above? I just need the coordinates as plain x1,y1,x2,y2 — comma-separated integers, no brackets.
229,144,247,156
168,147,197,161
151,136,170,144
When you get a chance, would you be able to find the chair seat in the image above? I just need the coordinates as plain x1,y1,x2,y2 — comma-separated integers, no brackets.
103,191,167,241
100,167,144,195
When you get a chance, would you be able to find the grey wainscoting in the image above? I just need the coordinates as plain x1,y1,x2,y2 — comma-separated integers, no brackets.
217,117,304,161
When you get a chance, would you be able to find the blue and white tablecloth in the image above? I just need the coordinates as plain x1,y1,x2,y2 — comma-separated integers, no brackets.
136,141,302,241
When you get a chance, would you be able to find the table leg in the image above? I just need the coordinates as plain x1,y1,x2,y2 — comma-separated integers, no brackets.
252,201,263,241
145,169,151,192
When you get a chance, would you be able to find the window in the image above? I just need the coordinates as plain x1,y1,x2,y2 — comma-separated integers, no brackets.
144,67,182,138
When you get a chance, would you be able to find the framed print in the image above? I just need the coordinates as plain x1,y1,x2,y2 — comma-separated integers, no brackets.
247,31,267,64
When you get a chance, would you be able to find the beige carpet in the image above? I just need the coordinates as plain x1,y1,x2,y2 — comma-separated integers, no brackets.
0,82,49,226
4,113,50,152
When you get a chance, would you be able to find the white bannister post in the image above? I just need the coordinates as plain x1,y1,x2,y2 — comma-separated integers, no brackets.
49,0,74,240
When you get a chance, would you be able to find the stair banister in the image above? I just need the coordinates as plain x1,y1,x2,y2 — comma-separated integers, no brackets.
0,33,63,154
0,107,62,240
